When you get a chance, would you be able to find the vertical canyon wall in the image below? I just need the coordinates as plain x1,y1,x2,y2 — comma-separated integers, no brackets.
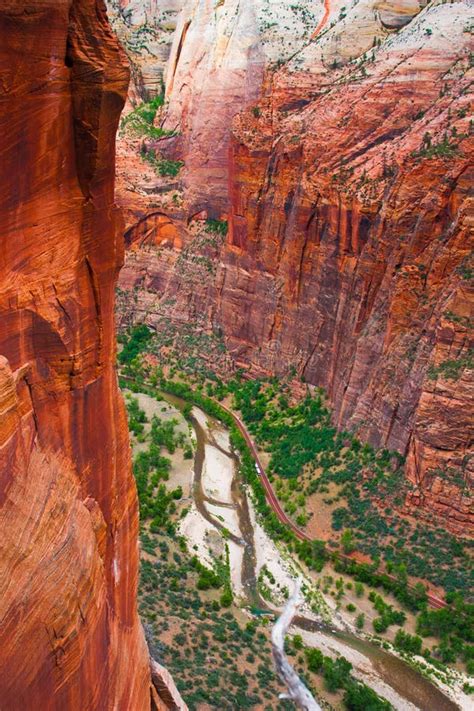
107,0,184,100
162,0,322,212
114,1,473,533
217,0,473,531
0,1,173,708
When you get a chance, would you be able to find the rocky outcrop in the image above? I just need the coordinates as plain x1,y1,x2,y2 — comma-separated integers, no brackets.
161,0,322,212
114,1,472,532
217,0,473,532
0,1,179,708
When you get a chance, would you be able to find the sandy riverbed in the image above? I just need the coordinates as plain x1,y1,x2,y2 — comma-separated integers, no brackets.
172,401,472,711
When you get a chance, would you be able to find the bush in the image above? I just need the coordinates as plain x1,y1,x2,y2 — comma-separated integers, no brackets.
120,94,171,139
344,680,391,710
305,648,324,673
342,529,356,554
394,630,422,655
220,589,233,607
293,634,303,650
119,325,152,365
158,158,184,177
205,219,228,235
323,656,352,692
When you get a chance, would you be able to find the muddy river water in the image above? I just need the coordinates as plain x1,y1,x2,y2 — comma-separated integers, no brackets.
161,391,460,711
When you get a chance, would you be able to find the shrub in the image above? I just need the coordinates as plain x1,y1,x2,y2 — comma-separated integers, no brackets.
120,94,171,139
344,680,391,710
394,629,422,655
220,589,233,607
342,529,356,554
205,219,228,235
158,158,184,177
293,634,303,650
119,324,152,364
305,648,324,673
373,617,388,634
323,656,352,692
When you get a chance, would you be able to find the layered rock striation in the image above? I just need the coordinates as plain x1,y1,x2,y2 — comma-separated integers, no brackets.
218,0,473,531
114,1,473,532
0,1,179,708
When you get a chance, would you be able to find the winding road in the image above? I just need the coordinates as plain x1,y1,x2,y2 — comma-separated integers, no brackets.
218,402,311,542
121,374,446,610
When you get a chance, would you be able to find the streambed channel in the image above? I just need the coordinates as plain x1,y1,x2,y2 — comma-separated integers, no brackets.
139,388,463,711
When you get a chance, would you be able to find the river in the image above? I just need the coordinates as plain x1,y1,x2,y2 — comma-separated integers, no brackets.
156,390,461,711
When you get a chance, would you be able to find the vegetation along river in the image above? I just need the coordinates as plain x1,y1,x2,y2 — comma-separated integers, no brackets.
158,390,460,711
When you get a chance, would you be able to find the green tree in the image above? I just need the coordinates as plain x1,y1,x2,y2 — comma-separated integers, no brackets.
341,529,356,554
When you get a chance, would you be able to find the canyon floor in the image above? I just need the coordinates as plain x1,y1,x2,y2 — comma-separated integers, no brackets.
110,1,473,708
119,336,473,710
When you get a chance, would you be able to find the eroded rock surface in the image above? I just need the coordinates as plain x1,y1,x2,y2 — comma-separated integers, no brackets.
218,1,473,532
0,1,180,708
114,0,473,532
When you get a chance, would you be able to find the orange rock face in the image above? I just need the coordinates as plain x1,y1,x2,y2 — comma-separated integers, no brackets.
217,3,473,533
0,1,165,708
114,2,472,534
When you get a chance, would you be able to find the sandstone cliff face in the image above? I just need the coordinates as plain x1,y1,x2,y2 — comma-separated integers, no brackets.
107,0,184,100
0,1,170,708
218,0,473,531
162,0,322,211
114,1,472,532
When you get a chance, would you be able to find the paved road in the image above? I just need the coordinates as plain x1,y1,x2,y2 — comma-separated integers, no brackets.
121,374,446,610
218,402,311,542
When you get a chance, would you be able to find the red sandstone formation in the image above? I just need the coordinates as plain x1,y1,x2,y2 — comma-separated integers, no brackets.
218,1,473,532
161,0,322,211
0,1,179,709
114,1,472,533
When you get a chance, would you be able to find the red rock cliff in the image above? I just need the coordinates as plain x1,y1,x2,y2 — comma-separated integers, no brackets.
113,1,472,533
0,1,164,708
218,2,473,532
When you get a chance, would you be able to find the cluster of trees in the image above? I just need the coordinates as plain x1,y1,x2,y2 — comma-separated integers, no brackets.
370,593,406,634
334,558,427,613
416,593,474,669
205,219,228,236
303,648,391,710
150,414,179,453
394,630,423,655
190,556,222,591
125,396,147,436
120,94,168,139
118,324,152,366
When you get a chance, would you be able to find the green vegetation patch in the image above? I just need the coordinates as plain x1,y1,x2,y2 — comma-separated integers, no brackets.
120,94,176,140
